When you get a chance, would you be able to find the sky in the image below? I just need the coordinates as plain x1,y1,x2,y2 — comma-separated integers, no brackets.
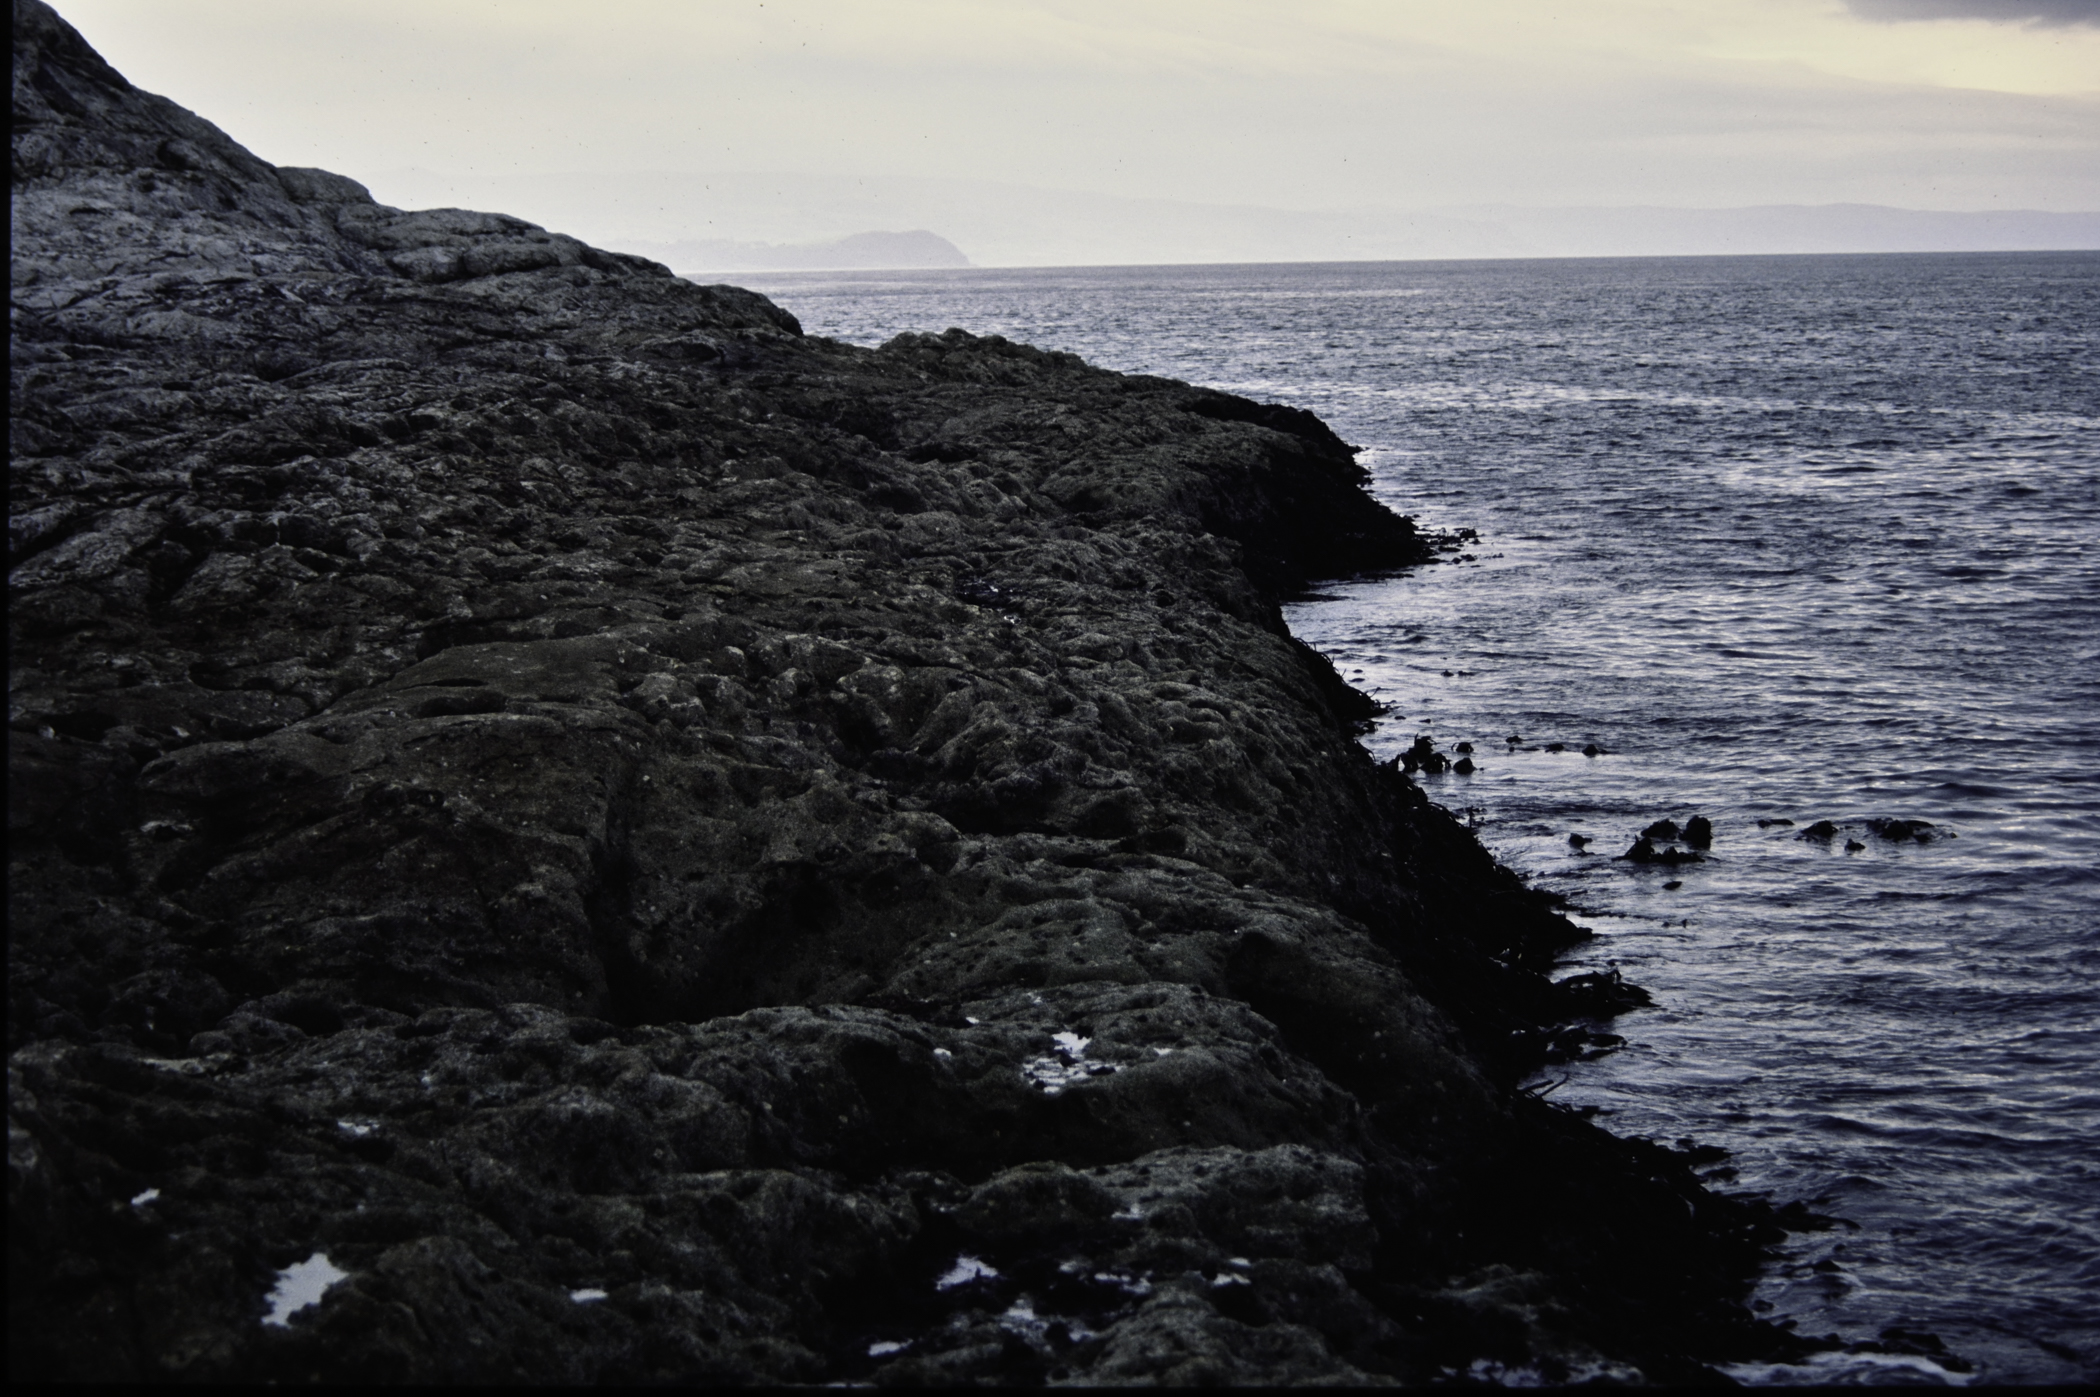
47,0,2100,263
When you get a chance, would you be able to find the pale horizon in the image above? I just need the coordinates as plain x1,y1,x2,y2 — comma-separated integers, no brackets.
47,0,2100,266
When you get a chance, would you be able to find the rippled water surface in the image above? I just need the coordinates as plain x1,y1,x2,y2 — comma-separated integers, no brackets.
736,254,2100,1384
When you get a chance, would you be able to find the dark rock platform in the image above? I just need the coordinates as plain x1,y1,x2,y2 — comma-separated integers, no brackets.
10,2,1808,1382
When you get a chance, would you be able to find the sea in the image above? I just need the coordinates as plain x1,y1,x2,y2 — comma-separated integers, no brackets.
727,252,2100,1386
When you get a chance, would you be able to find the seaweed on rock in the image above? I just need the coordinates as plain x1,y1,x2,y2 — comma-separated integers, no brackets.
8,1,1812,1383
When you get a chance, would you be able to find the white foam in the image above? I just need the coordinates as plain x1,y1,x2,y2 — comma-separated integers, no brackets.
569,1287,608,1303
1722,1350,1974,1387
868,1339,909,1356
261,1252,349,1327
130,1187,160,1206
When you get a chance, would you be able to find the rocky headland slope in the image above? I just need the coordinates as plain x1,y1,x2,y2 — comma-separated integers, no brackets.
9,3,1811,1383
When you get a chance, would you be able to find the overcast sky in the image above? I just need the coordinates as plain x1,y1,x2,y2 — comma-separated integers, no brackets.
50,0,2100,240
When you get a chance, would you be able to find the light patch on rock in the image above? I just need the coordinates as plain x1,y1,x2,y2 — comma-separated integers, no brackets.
1021,1030,1119,1096
262,1253,349,1327
998,1293,1062,1349
130,1188,160,1207
1092,1268,1152,1296
935,1254,999,1290
569,1288,608,1303
139,1056,226,1077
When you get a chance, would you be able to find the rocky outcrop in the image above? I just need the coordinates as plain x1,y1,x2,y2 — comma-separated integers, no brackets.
9,2,1804,1382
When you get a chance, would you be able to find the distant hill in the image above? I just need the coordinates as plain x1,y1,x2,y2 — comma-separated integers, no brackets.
621,229,970,273
364,167,2096,267
624,203,2095,271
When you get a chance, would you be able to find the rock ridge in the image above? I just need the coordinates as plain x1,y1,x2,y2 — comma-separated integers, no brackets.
9,1,1810,1383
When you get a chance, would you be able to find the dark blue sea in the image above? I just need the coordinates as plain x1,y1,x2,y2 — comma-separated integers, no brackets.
730,253,2100,1385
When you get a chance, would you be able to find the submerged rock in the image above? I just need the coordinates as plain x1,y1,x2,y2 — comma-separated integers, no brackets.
1398,733,1448,774
7,3,1808,1383
1621,837,1701,866
1550,969,1654,1017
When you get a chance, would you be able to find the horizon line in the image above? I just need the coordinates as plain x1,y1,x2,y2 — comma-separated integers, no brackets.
680,245,2100,278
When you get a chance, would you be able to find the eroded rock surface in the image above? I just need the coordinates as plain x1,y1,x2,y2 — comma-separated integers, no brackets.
10,2,1805,1382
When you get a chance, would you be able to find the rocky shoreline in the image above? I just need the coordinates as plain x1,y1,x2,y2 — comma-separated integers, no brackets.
10,3,1815,1383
